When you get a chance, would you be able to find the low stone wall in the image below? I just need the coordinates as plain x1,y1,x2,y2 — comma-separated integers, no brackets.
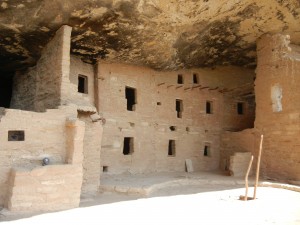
6,164,82,212
220,129,260,172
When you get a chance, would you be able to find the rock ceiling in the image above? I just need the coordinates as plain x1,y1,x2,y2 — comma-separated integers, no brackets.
0,0,299,74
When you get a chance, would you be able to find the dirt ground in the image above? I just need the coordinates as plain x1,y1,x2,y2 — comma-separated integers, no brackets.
1,172,300,225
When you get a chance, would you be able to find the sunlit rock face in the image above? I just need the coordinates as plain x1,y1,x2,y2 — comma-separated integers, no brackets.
0,0,299,73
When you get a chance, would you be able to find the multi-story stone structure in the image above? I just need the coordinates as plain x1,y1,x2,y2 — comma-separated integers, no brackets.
0,25,298,213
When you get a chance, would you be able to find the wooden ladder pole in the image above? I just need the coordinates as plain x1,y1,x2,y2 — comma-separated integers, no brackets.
244,155,254,201
253,134,264,199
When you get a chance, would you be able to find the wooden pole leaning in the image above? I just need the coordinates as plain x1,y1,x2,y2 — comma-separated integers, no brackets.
253,134,264,199
244,155,254,201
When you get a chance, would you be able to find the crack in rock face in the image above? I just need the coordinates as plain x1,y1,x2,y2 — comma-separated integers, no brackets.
0,0,299,73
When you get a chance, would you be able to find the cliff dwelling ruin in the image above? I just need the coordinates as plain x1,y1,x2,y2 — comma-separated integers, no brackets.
0,0,299,220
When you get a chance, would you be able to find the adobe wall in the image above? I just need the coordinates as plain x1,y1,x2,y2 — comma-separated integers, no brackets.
97,62,255,174
78,113,103,194
0,105,78,207
11,26,72,112
69,55,95,105
220,34,300,182
6,117,85,212
254,34,300,181
220,129,260,172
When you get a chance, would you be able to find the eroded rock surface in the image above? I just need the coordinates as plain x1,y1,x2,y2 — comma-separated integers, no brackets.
0,0,299,73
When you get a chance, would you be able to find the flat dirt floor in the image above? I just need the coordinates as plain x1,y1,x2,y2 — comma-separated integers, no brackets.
1,172,299,225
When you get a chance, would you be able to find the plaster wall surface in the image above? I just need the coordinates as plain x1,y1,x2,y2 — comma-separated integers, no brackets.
78,113,103,194
254,34,300,181
97,62,255,174
220,34,300,182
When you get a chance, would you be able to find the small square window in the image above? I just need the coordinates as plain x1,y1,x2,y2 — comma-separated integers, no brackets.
103,166,108,172
169,126,176,131
8,130,25,141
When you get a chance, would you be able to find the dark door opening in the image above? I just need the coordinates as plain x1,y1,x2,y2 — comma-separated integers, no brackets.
237,102,244,115
203,143,211,156
168,140,176,156
206,101,213,114
177,74,183,84
0,74,13,108
193,73,198,84
123,137,134,155
125,87,136,111
176,99,183,118
78,75,88,94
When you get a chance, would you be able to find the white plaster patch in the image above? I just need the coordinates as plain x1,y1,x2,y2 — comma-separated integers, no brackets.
271,84,282,112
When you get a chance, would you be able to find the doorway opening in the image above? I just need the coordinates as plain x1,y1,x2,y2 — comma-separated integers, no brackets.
0,74,13,108
125,87,136,111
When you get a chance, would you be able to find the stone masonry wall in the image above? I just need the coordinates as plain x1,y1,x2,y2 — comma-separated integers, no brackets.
220,129,260,172
10,70,36,111
6,117,85,212
0,105,78,207
10,26,71,112
69,55,95,105
78,113,103,195
254,34,300,181
97,62,255,174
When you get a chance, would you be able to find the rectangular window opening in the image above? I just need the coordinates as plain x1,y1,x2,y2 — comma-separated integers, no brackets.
203,143,211,157
125,87,136,111
193,73,199,84
237,102,244,115
177,74,183,84
103,166,108,172
176,99,183,118
206,101,213,114
168,140,176,156
78,75,88,94
123,137,134,155
8,130,25,141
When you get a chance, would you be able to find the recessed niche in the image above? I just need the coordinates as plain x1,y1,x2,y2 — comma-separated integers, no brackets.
8,130,25,141
103,166,108,172
170,126,176,131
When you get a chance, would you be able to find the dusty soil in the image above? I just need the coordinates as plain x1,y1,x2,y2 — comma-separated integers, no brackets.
1,172,300,224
